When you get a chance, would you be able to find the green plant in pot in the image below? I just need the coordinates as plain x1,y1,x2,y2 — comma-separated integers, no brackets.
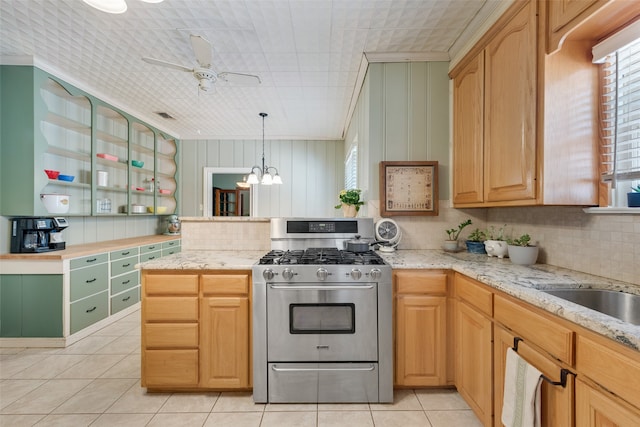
507,233,539,265
335,189,364,217
465,228,487,254
628,185,640,208
443,219,472,252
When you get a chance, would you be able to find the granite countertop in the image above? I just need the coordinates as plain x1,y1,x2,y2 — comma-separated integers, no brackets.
139,248,640,351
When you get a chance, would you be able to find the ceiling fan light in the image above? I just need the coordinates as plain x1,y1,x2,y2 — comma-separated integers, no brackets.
247,173,259,185
272,174,283,185
82,0,127,14
261,173,273,185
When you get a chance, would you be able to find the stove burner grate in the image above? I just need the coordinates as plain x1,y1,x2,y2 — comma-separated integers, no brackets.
259,248,385,265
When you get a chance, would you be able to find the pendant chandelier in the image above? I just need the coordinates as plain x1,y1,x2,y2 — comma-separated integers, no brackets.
247,113,282,185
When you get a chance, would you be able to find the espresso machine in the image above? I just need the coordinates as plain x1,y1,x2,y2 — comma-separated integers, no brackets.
10,217,69,253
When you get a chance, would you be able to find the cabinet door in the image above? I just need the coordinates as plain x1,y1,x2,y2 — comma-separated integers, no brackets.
576,379,640,427
200,296,250,388
396,294,447,386
452,52,484,205
484,0,537,203
456,300,493,427
494,326,574,427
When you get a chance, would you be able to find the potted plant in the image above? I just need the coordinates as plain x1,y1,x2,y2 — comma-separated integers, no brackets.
507,233,539,265
465,228,487,254
335,189,364,217
628,185,640,208
484,224,509,258
443,219,472,252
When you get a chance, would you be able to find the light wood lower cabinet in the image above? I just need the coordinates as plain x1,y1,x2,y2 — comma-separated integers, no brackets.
494,325,574,427
394,270,448,387
141,271,251,390
456,299,493,426
576,378,640,427
200,274,250,389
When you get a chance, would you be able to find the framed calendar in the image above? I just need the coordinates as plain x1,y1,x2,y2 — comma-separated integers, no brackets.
379,161,438,216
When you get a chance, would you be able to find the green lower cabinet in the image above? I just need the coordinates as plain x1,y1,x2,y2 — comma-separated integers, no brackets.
111,286,140,315
0,274,63,337
70,290,108,334
111,270,139,295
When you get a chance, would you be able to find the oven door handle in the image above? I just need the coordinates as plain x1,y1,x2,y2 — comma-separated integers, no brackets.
271,365,376,372
268,284,374,290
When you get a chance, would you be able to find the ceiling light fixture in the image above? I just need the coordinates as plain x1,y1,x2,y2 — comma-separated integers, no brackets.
82,0,163,14
247,113,282,186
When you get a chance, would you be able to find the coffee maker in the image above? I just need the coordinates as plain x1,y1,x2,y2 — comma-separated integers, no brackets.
10,217,69,253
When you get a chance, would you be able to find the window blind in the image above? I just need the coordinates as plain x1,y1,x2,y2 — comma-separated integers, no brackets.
598,37,640,200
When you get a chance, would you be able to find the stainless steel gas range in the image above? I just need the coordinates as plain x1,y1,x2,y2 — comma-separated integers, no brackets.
252,218,393,404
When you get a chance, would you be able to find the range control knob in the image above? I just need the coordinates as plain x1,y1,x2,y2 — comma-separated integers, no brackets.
316,267,329,281
369,268,382,280
283,268,294,281
350,269,362,280
263,269,275,281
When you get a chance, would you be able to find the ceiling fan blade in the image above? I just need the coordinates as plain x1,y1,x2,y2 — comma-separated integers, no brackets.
217,72,261,85
190,34,212,68
142,57,193,73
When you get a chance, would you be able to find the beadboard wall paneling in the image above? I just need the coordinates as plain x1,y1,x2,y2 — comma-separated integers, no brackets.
179,139,344,218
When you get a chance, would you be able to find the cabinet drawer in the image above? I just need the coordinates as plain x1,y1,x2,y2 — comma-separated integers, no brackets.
111,286,139,315
202,274,249,295
144,274,198,295
140,250,161,263
111,270,139,295
577,335,640,410
162,246,181,257
395,271,447,294
110,255,137,277
70,263,109,302
145,323,198,348
70,253,108,270
140,243,161,254
456,274,493,316
145,297,198,322
494,295,574,364
144,349,198,387
70,290,108,334
161,240,180,249
110,247,139,261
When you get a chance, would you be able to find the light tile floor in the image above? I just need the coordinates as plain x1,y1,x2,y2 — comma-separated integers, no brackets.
0,309,482,427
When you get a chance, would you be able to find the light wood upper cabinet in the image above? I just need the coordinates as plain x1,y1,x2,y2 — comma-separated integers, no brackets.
484,0,537,203
452,53,484,205
394,271,448,387
547,0,610,53
450,0,600,207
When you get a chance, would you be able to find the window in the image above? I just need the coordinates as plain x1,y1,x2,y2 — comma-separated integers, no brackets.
344,143,358,190
595,26,640,207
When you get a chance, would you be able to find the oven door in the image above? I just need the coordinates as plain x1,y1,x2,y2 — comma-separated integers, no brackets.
267,282,378,362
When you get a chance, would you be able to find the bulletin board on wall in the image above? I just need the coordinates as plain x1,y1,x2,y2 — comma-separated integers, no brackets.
379,161,439,216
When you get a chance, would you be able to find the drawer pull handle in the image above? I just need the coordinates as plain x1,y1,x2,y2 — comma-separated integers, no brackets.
86,278,97,283
86,258,97,263
148,256,155,260
148,246,156,250
122,251,130,255
122,280,130,285
122,296,131,302
512,337,574,388
122,263,131,267
86,306,97,313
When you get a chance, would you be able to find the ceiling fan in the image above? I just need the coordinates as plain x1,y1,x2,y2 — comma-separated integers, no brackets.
142,34,261,92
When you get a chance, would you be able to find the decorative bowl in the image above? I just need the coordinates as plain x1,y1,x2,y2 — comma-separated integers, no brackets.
131,160,144,168
44,169,60,179
97,153,118,162
58,174,75,182
147,206,168,214
40,193,70,214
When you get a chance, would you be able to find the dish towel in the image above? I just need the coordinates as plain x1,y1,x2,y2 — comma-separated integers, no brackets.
501,347,543,427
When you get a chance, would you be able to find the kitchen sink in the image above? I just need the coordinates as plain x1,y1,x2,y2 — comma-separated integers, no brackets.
543,289,640,325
